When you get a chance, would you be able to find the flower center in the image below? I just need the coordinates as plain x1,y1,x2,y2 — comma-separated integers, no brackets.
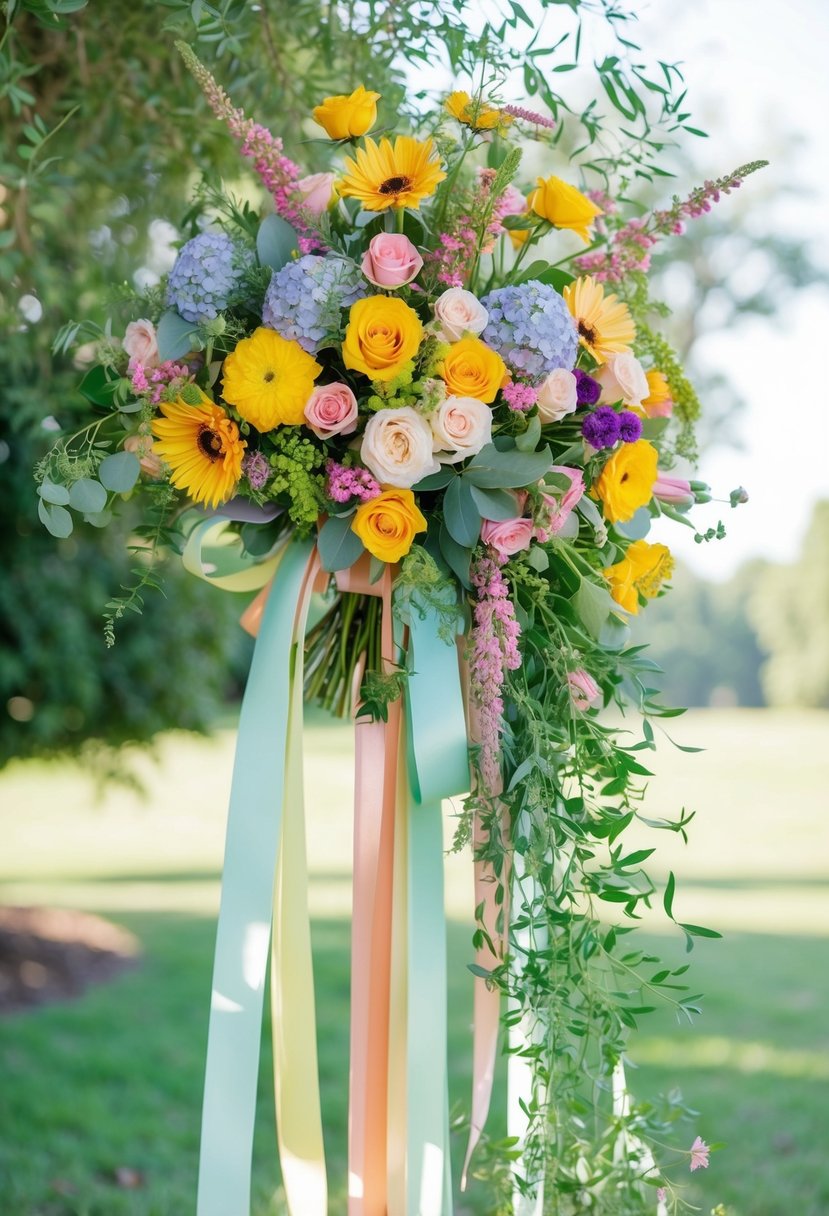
198,427,224,462
263,370,276,383
578,320,598,345
379,175,412,196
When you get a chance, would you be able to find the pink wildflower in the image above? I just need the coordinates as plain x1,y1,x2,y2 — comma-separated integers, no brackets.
325,460,381,505
469,556,522,793
689,1136,710,1171
656,1187,667,1203
502,104,555,129
502,381,538,413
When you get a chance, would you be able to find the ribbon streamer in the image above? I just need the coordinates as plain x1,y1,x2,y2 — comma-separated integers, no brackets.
196,538,314,1216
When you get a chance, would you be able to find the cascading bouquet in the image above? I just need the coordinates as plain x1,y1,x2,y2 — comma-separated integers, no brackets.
37,42,762,1216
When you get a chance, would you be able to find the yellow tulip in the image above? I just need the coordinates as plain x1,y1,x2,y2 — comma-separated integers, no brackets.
529,176,603,243
312,85,380,141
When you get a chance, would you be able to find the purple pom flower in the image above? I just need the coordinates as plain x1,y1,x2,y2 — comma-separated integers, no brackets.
573,368,601,406
243,451,270,491
619,410,643,443
582,406,620,449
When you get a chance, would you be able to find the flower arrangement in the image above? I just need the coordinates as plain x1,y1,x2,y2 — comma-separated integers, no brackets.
37,45,762,1216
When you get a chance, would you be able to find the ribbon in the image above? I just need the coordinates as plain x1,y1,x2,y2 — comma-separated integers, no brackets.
196,537,314,1216
181,511,284,594
271,549,328,1215
403,593,470,1216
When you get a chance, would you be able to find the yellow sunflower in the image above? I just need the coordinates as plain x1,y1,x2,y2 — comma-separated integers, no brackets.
222,328,322,430
151,392,245,509
338,136,446,211
562,275,636,364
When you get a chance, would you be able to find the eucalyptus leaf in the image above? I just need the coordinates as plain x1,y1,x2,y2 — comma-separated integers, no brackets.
37,479,70,506
514,414,541,452
469,485,520,521
413,466,456,492
256,213,299,270
464,443,552,489
83,510,113,529
573,576,618,640
317,513,365,572
615,507,652,541
443,476,481,547
526,546,549,572
38,498,73,538
156,310,199,361
438,524,472,588
68,477,107,513
98,451,140,493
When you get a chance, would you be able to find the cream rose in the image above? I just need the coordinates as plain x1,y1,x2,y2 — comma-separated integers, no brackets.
433,288,489,342
360,407,440,489
536,367,578,423
430,395,492,465
596,352,649,407
123,319,159,368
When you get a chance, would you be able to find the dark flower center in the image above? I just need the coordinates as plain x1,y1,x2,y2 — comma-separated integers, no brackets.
578,320,598,345
263,370,275,383
198,427,223,461
379,175,412,195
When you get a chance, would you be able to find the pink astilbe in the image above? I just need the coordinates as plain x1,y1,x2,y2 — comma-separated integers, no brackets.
469,556,522,793
177,43,324,252
325,460,381,504
130,360,192,405
502,104,555,130
575,161,765,283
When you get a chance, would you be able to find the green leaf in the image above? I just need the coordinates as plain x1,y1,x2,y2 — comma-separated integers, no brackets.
413,466,456,492
37,479,70,506
98,451,140,493
83,510,112,528
469,486,519,521
256,214,299,271
464,443,552,489
156,310,199,361
443,476,481,547
78,364,120,407
572,577,617,640
68,477,107,513
38,498,73,539
438,524,472,588
616,507,652,541
514,414,541,453
679,922,722,940
526,546,549,572
663,871,676,920
240,522,279,556
317,514,365,572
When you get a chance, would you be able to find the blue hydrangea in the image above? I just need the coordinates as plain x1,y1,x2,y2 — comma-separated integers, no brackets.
262,255,367,353
165,231,254,324
481,281,578,380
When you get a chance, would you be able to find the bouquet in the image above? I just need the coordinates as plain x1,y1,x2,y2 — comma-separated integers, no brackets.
36,43,762,1216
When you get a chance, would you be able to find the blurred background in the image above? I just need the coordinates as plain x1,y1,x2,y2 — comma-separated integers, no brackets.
1,1,827,1214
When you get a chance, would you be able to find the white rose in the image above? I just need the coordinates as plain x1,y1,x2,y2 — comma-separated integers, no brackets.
596,352,649,407
430,395,493,464
433,287,489,342
360,407,440,488
123,318,160,368
536,368,578,423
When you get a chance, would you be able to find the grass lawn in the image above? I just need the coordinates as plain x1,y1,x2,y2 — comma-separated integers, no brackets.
2,709,828,1215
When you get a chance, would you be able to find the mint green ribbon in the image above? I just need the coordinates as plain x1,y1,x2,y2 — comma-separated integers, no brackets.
197,538,313,1216
403,594,470,1215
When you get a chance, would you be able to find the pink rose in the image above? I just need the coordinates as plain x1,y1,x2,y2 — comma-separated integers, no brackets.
303,382,359,440
297,172,337,216
361,233,423,289
481,493,534,557
537,466,585,538
433,287,489,342
567,668,601,711
653,474,693,507
123,319,159,369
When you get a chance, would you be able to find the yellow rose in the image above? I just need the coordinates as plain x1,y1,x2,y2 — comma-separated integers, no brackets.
312,85,380,140
604,540,674,614
438,336,506,404
529,176,603,243
444,90,510,132
342,296,424,382
594,439,658,524
351,488,427,564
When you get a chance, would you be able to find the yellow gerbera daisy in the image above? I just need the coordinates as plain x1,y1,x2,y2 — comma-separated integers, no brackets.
562,275,636,364
445,90,511,132
222,328,322,430
338,136,446,211
151,393,245,509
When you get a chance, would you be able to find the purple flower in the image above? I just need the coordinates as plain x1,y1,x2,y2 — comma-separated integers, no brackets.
243,450,270,491
581,406,620,449
573,368,601,406
619,410,643,442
